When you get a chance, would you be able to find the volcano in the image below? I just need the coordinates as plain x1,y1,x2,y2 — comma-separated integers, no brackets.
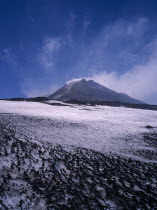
49,79,144,104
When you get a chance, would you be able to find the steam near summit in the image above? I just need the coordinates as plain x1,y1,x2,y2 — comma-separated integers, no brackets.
49,79,143,104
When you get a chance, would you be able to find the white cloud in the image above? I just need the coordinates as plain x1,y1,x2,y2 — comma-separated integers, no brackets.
23,17,157,104
22,79,59,97
57,17,156,104
69,17,152,83
66,78,84,84
39,37,63,70
89,45,157,104
22,37,65,97
72,17,156,104
127,17,149,38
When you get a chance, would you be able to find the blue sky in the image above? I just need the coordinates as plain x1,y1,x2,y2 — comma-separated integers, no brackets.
0,0,157,104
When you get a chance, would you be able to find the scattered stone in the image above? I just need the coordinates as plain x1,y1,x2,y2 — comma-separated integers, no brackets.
145,125,154,129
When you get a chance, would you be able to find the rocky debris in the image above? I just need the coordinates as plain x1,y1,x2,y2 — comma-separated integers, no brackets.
0,125,157,209
145,125,154,129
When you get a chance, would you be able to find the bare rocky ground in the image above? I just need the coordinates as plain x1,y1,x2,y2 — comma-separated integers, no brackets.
0,114,157,209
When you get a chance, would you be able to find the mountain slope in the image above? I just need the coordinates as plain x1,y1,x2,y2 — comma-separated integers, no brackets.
49,79,144,104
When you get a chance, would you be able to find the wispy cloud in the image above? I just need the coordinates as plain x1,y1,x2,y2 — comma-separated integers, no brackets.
39,37,63,70
76,17,157,104
0,48,17,67
22,78,59,97
23,16,157,103
82,16,91,35
127,17,149,38
89,48,157,104
75,17,151,74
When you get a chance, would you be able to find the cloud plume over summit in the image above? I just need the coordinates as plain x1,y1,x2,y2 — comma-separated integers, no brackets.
23,17,157,104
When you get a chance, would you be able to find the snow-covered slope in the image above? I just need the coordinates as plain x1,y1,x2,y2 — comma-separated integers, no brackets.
0,100,156,161
49,79,144,104
0,100,157,209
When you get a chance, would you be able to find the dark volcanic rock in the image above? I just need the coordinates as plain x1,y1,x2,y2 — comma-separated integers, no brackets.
145,125,154,129
0,125,157,209
49,79,144,104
